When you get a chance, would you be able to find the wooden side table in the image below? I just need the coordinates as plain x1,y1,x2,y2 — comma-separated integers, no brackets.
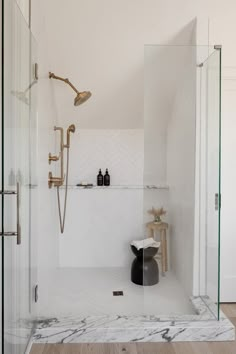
146,222,168,276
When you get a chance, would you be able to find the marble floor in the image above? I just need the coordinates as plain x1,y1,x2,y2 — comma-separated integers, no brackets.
38,267,194,317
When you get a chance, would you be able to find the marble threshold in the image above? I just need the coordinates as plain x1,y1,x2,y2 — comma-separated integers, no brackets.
31,296,235,344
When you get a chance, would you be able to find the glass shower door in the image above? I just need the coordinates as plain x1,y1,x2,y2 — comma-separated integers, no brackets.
196,46,221,319
1,1,38,353
202,48,222,319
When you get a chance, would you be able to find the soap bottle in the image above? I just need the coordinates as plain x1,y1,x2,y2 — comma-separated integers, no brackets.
104,168,110,186
97,169,103,186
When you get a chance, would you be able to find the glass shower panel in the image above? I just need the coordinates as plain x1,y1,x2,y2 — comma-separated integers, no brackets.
144,44,198,316
201,49,221,319
143,45,221,319
1,1,38,353
29,35,38,318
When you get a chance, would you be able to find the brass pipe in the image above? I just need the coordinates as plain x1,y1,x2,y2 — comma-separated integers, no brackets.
48,172,63,189
48,124,76,189
48,153,59,164
48,124,76,232
48,126,64,189
49,72,79,94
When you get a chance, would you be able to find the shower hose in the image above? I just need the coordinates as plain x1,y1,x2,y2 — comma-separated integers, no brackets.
56,147,70,233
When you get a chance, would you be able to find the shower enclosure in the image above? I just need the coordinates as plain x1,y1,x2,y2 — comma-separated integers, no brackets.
1,1,230,350
29,43,226,344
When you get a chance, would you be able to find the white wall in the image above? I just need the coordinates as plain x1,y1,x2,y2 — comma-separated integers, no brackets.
59,189,143,267
15,0,29,25
209,14,236,302
218,68,236,301
31,0,216,130
59,129,144,267
68,129,143,186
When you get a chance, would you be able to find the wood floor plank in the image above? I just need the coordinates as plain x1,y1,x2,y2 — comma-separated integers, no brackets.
173,342,209,354
221,303,236,318
29,344,45,354
31,340,236,354
136,342,175,354
31,343,138,354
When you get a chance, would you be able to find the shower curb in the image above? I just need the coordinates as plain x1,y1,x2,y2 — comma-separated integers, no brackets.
30,297,234,343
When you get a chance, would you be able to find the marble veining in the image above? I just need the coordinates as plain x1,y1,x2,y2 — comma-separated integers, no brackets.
32,297,235,343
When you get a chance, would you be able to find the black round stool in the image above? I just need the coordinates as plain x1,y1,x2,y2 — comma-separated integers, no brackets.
131,245,159,286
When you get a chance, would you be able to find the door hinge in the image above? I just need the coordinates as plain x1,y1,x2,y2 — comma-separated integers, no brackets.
215,193,221,211
34,285,39,303
34,63,39,81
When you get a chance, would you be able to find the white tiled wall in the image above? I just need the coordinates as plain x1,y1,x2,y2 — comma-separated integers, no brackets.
67,129,144,186
58,129,145,267
59,188,144,268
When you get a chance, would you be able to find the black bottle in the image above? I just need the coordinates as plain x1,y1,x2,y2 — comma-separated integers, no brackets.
104,169,110,186
97,169,104,186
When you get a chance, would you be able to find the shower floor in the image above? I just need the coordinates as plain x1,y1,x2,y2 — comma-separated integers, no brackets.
38,267,194,317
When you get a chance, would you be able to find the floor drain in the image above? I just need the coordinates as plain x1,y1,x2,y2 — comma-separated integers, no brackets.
113,291,124,296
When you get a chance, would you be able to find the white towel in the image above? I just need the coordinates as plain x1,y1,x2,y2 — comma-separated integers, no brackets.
131,238,160,251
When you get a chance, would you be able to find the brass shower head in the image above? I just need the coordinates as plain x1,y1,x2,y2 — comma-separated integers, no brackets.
49,72,92,106
74,91,92,106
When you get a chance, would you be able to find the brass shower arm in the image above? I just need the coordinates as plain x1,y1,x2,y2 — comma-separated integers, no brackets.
49,72,79,94
49,71,91,106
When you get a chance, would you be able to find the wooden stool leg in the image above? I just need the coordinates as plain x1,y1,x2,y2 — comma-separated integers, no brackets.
163,230,168,272
161,230,165,276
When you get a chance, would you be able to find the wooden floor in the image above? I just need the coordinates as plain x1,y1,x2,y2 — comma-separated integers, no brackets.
30,304,236,354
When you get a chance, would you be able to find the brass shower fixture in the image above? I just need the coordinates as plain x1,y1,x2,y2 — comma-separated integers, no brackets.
49,72,92,106
48,125,76,189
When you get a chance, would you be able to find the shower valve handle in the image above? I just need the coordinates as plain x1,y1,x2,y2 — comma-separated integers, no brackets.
48,153,59,164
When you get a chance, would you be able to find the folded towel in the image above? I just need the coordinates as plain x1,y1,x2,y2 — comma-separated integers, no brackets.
131,238,160,251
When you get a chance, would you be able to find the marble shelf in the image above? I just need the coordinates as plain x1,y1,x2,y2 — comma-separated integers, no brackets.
64,185,169,190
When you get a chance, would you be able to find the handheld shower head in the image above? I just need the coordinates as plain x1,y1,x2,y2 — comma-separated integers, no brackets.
65,124,76,148
68,124,76,133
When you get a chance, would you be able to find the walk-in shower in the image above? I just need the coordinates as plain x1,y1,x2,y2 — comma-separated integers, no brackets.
32,43,232,345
